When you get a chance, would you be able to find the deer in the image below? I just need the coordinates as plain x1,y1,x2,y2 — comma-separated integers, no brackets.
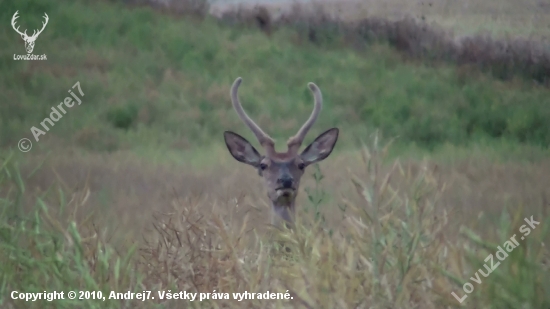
11,11,49,54
223,77,339,229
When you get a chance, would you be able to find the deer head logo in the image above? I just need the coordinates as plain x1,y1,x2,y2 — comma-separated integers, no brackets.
11,11,49,54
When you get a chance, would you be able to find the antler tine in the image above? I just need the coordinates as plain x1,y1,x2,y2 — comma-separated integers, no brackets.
42,13,49,28
287,82,323,154
11,11,26,37
230,77,275,150
31,13,49,38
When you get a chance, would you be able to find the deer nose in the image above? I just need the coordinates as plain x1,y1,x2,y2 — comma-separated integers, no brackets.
277,176,294,189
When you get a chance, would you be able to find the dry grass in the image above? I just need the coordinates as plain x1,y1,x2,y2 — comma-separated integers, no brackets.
2,136,549,308
214,0,550,85
10,140,550,240
1,0,550,308
211,0,550,39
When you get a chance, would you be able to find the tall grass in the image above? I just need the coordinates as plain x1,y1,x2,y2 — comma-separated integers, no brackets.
2,136,548,308
1,0,549,308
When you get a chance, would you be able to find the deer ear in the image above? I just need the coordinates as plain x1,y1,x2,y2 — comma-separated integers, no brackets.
300,128,339,166
224,131,262,167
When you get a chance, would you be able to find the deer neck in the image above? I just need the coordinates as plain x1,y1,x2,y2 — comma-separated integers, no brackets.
270,195,296,228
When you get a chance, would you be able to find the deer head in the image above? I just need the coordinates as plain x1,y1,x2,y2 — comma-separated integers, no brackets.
224,77,339,228
11,11,49,54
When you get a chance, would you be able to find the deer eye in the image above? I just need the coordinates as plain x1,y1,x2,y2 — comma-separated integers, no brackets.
259,163,268,170
298,163,305,170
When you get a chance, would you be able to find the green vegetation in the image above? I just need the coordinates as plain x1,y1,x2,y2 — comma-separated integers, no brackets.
1,0,550,157
1,0,549,308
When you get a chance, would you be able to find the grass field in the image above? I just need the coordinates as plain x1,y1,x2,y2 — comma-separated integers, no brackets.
211,0,550,40
1,0,550,308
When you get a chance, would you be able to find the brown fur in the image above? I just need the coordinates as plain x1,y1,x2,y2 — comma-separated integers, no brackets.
223,77,339,228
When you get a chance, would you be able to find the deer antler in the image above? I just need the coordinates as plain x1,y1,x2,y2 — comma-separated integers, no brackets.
230,77,276,154
11,11,27,37
286,82,323,154
11,11,48,39
29,13,49,39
